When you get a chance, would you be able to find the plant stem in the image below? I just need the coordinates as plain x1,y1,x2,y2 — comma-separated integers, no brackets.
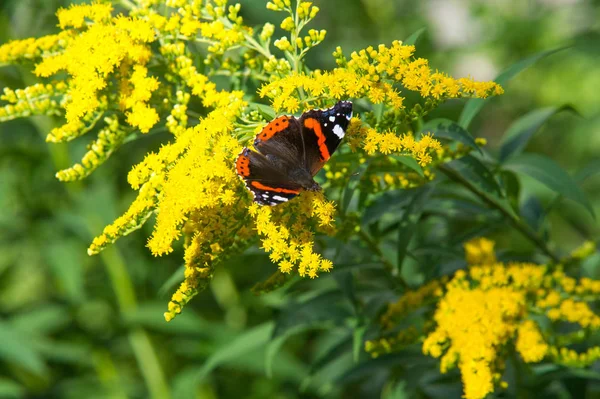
438,163,560,263
357,229,408,289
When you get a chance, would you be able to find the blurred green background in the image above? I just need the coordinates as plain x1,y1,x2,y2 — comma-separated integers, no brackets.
0,0,599,398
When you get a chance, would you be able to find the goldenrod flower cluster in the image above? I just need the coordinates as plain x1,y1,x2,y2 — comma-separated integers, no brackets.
0,0,504,321
369,237,600,399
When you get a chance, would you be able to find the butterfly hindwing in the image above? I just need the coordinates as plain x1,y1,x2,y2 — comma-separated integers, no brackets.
236,147,301,206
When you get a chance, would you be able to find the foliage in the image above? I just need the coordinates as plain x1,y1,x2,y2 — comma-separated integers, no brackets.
0,0,599,398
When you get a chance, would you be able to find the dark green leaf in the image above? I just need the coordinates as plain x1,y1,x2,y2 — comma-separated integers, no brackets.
308,334,352,376
459,47,568,129
500,170,521,212
504,153,594,217
266,324,315,378
363,190,414,226
500,105,578,161
341,160,370,214
397,187,433,269
337,349,430,383
272,291,351,338
422,118,481,154
196,322,274,382
404,27,426,46
445,155,502,197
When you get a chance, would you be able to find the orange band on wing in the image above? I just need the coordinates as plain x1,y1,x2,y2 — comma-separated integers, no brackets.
303,118,330,161
251,181,300,194
256,116,290,142
236,153,251,177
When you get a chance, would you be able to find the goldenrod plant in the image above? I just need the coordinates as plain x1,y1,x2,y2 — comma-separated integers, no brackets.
1,1,598,398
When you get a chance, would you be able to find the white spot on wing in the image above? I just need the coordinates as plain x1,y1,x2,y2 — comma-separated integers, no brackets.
272,195,289,202
333,124,345,139
347,111,353,120
329,116,335,122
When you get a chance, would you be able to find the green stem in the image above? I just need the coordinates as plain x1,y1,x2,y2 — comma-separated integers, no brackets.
438,164,560,263
358,229,408,289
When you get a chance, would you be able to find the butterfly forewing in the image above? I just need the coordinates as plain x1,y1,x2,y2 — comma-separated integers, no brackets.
299,101,353,176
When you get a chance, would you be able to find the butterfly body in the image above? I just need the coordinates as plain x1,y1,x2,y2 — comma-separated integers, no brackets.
236,101,353,205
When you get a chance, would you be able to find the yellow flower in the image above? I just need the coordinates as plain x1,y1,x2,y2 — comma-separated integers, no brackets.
516,320,548,363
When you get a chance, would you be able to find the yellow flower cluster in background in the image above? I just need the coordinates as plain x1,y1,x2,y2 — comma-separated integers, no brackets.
369,237,600,399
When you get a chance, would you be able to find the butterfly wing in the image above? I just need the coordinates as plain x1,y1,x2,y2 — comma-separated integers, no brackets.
299,101,353,176
236,147,302,205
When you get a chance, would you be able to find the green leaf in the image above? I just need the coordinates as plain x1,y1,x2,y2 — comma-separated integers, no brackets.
575,159,600,183
265,324,315,378
422,118,481,154
352,324,366,363
500,105,578,161
196,322,274,382
272,291,351,338
459,47,568,129
341,160,370,214
308,334,352,376
393,155,424,177
404,27,426,46
249,102,276,120
397,187,433,269
446,155,502,197
504,153,594,217
157,265,185,297
0,321,47,376
363,190,414,226
10,305,70,335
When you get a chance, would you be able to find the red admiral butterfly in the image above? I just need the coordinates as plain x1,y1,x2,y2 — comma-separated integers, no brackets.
236,101,353,206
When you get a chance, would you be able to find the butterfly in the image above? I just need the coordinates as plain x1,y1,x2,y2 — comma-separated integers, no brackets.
236,101,353,206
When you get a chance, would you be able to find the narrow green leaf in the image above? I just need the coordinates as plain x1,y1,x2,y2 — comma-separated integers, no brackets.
272,291,351,338
266,325,314,378
500,105,578,161
341,161,370,214
308,334,352,376
459,47,568,129
393,155,424,177
446,155,503,197
196,322,274,382
504,153,594,217
404,27,426,46
422,118,481,154
157,265,185,297
352,325,367,363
